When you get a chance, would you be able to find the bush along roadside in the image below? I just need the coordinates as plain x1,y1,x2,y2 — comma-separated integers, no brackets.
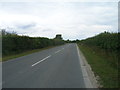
78,32,119,88
1,30,65,61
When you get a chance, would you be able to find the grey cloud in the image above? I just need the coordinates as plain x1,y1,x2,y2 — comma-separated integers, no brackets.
17,23,36,29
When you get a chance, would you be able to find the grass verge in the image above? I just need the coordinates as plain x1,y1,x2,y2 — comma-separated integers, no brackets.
2,46,55,62
78,44,118,88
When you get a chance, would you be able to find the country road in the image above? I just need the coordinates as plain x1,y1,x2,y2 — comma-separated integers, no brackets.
2,43,93,88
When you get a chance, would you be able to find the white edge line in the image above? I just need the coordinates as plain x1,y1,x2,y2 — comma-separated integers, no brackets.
31,55,51,67
0,82,2,86
0,81,5,87
76,44,93,88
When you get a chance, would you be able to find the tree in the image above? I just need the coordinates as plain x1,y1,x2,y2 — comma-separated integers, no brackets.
55,34,63,40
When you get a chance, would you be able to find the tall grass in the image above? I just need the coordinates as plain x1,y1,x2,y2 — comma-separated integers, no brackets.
79,32,119,68
78,32,119,88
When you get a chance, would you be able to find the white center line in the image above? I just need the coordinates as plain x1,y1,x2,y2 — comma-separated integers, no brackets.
31,55,51,67
55,50,61,54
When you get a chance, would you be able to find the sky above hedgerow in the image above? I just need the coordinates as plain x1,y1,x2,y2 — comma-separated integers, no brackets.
0,0,118,40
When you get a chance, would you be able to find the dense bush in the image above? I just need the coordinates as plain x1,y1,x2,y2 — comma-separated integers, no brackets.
79,32,119,69
2,30,65,56
79,32,119,88
79,32,119,52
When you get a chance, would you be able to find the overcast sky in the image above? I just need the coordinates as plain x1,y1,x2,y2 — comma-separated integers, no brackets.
0,0,118,40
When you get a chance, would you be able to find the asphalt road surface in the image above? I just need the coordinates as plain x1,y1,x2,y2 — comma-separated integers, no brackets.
3,43,87,88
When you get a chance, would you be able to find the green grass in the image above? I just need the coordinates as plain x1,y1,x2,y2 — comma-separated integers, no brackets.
78,44,118,88
2,46,55,62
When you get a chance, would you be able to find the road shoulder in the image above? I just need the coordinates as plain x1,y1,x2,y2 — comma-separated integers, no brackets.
76,44,98,88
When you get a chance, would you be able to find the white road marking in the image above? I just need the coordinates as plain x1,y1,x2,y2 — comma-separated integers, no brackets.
0,81,5,87
55,47,65,54
76,44,93,88
55,50,61,54
0,82,2,87
32,55,51,67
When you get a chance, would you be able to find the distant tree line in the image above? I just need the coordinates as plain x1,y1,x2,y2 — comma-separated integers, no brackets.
65,39,80,43
2,30,65,56
79,32,119,53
